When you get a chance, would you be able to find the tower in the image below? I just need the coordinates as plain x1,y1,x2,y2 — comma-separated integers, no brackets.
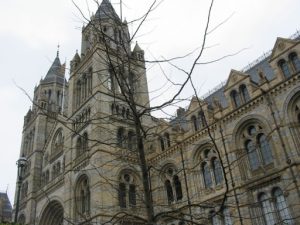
15,51,67,224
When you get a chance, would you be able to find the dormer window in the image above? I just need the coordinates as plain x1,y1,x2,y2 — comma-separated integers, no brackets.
289,52,300,72
230,90,241,108
240,84,250,103
278,59,291,78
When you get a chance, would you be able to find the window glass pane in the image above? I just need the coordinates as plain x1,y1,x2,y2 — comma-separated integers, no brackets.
165,180,174,204
291,54,300,72
260,194,276,225
173,175,183,200
129,184,136,206
245,140,260,170
119,183,126,208
258,134,273,165
279,61,291,77
213,159,223,185
223,208,233,225
203,163,213,188
274,189,294,224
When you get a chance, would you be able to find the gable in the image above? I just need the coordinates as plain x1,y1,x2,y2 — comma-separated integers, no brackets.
224,69,248,90
269,37,298,61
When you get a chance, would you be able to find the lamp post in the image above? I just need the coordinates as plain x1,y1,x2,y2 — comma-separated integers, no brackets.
14,156,27,224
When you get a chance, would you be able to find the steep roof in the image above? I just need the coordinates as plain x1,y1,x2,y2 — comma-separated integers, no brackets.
41,52,65,85
0,192,12,221
95,0,120,21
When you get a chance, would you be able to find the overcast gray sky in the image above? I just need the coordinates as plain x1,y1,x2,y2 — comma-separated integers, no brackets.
0,0,299,203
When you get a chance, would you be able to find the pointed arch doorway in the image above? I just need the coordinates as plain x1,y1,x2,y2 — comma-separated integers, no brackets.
39,200,64,225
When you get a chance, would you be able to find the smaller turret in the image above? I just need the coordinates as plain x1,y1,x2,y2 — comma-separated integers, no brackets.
70,50,81,73
132,42,145,62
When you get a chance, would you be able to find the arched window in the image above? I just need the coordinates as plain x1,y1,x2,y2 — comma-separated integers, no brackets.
245,140,260,170
259,193,276,225
191,115,199,131
88,67,93,94
52,129,64,153
258,134,273,165
127,131,136,150
165,180,174,204
230,90,241,108
82,132,88,151
164,132,171,148
117,128,125,147
76,80,81,106
198,111,205,129
278,59,291,78
173,175,183,200
76,137,83,156
243,124,273,171
240,84,250,103
163,166,182,204
75,175,90,215
119,182,126,208
159,136,165,151
273,188,294,224
118,173,137,208
289,52,300,72
202,162,212,188
212,158,223,185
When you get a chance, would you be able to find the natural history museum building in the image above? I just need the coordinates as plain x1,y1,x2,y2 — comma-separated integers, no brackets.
14,0,300,224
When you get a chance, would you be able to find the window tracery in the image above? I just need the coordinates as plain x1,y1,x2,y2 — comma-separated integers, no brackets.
118,172,137,208
163,166,183,204
75,175,90,215
242,124,273,171
197,147,224,189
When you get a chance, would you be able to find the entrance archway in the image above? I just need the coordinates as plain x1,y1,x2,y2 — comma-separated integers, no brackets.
39,200,64,225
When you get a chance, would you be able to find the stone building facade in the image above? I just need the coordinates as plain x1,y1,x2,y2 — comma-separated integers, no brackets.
14,0,300,224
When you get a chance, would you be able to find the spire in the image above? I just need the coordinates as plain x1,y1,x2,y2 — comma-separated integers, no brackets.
42,50,65,84
95,0,120,21
133,42,143,52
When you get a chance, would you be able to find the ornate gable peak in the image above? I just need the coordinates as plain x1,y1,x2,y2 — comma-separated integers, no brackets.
187,96,206,112
269,37,298,61
224,69,248,90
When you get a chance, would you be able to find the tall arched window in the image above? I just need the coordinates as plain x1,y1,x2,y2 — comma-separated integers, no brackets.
52,129,64,153
127,131,134,150
117,128,125,147
76,137,83,156
164,132,171,148
289,52,300,72
75,175,90,215
159,136,165,151
165,180,174,204
258,134,273,165
198,111,205,129
191,115,199,131
259,193,276,225
242,124,273,171
278,59,291,78
273,188,294,224
202,162,212,188
82,132,88,151
173,175,183,200
240,84,250,103
230,90,241,108
76,80,81,106
212,158,223,185
163,166,183,204
118,173,137,208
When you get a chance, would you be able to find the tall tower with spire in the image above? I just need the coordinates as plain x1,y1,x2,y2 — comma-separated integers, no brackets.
15,50,68,224
14,1,151,224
